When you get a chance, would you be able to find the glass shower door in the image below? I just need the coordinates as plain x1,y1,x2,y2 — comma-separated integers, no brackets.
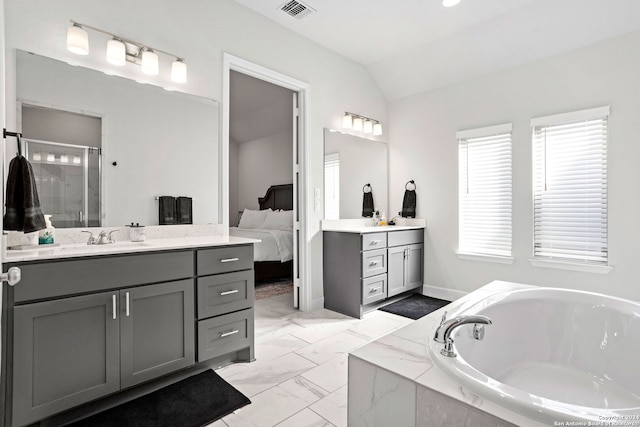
25,139,100,228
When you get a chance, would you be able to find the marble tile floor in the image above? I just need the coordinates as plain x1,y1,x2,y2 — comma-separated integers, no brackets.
207,293,415,427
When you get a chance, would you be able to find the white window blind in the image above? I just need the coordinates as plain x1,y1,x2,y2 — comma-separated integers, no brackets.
532,106,609,264
324,153,340,220
458,124,512,257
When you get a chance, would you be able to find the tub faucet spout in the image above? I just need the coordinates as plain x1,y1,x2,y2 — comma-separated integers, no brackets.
434,312,492,358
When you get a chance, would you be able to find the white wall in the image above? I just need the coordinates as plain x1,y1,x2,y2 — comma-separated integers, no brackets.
3,0,388,303
237,129,293,213
389,30,640,301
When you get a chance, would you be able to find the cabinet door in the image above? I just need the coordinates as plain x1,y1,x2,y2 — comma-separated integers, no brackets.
406,243,424,290
12,292,120,427
120,280,195,389
387,246,407,297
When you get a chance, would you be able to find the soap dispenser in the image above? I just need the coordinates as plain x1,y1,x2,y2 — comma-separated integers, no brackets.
38,215,55,245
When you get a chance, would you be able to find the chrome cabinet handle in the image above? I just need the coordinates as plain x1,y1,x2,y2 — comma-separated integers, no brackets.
220,257,239,263
369,287,379,293
369,261,379,266
0,267,21,286
220,289,239,296
126,292,130,316
220,330,239,338
369,240,380,245
112,295,117,320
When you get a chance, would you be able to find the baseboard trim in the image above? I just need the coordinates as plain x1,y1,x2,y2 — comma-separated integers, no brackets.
310,296,325,311
421,284,468,302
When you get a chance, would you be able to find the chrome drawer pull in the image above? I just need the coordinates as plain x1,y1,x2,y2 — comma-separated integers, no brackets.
220,257,239,263
126,292,130,316
369,261,379,266
220,289,239,296
112,295,117,320
370,240,380,245
369,287,379,293
220,330,239,338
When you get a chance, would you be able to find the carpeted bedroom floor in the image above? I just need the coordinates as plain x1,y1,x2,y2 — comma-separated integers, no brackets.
255,279,294,300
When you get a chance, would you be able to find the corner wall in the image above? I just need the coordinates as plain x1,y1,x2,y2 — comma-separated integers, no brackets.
389,30,640,301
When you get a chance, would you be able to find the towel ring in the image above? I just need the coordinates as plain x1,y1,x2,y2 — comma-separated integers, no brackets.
405,180,416,191
363,183,372,193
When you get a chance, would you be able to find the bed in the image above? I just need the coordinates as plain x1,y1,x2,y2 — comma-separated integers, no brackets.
229,184,294,282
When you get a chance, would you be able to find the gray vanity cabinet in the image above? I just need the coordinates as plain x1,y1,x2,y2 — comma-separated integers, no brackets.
120,279,195,389
12,291,121,427
388,243,424,297
323,228,424,319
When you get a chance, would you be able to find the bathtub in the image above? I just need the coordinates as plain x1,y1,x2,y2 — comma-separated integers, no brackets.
427,287,640,425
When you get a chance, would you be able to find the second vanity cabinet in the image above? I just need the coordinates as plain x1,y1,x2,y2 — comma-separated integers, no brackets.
2,244,255,427
323,227,424,318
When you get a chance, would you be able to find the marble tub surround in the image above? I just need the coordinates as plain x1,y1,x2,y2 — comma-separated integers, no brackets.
348,281,546,427
5,232,258,262
321,218,425,233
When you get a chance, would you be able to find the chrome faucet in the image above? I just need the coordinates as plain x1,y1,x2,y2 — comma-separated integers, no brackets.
433,311,492,357
81,229,119,245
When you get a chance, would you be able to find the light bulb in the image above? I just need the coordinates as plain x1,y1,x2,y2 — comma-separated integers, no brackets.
106,38,126,66
342,113,352,129
171,59,187,83
67,23,89,55
141,49,159,75
373,122,383,136
363,120,373,134
33,152,41,161
353,117,363,131
47,153,55,162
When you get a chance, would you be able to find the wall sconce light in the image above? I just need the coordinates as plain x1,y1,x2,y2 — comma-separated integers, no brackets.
342,112,383,136
66,20,187,83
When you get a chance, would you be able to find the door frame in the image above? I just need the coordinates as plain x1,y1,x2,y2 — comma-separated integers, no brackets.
222,53,312,311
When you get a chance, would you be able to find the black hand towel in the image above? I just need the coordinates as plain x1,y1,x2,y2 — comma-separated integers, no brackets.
402,190,417,218
3,155,46,233
362,184,375,217
176,197,193,224
158,196,177,225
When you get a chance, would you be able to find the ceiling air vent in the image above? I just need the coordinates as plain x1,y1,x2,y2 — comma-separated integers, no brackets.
278,0,316,20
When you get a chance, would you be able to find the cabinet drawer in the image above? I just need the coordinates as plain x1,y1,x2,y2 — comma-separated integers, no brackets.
362,274,387,305
387,229,423,247
197,308,254,362
362,232,387,251
362,248,387,278
14,251,194,303
197,245,254,276
197,270,254,319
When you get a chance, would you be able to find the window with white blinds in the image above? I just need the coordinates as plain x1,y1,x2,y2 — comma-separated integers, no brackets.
324,153,340,220
532,106,609,264
458,124,512,257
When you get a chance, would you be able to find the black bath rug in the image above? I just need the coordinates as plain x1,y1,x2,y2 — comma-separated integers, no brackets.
379,294,450,320
68,370,250,427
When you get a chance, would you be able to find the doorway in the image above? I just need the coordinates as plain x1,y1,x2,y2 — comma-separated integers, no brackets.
222,54,310,311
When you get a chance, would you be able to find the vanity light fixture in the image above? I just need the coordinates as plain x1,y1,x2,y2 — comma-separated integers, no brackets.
342,112,383,136
66,23,89,55
66,20,187,83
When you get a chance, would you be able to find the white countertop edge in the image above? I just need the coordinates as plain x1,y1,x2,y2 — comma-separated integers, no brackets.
4,235,261,263
322,225,425,233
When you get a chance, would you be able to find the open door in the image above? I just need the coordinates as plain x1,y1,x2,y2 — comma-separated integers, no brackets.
292,92,300,309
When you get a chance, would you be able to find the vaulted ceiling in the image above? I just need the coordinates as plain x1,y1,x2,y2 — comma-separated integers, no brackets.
234,0,640,101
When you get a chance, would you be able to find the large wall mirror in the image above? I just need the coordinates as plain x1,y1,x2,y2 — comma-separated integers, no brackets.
323,128,388,219
9,50,220,228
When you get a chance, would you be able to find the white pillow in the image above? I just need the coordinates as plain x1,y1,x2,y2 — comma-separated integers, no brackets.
238,208,271,229
261,209,293,232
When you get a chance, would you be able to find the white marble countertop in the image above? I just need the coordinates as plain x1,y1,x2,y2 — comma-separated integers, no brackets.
321,218,426,233
349,281,544,427
4,235,260,263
